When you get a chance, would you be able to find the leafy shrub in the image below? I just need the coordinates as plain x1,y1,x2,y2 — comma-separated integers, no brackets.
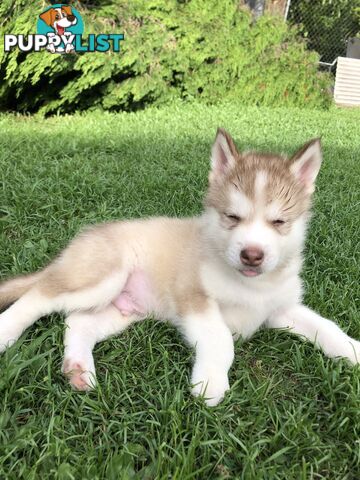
0,0,333,114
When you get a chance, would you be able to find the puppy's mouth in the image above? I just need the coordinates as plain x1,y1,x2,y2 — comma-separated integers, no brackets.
239,268,262,278
56,25,65,35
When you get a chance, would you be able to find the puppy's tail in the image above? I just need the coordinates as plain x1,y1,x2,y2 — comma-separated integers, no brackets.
0,272,43,311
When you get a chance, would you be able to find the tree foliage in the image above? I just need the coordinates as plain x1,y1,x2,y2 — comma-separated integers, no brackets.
0,0,333,114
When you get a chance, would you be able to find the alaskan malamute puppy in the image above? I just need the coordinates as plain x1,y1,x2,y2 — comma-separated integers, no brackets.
0,129,358,405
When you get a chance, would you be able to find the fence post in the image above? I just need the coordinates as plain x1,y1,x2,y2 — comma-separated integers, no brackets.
284,0,291,20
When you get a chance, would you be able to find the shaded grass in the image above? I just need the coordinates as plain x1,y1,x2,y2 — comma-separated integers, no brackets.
0,103,359,479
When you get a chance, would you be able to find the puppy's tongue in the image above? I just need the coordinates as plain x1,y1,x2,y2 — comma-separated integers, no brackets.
242,269,259,277
57,26,65,35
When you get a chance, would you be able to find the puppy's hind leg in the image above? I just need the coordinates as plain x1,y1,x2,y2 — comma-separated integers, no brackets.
62,304,137,391
0,270,129,352
0,287,54,352
0,222,133,352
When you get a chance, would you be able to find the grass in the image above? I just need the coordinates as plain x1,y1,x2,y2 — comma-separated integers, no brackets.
0,103,359,479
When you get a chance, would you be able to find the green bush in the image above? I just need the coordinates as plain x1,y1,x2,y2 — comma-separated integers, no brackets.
0,0,333,114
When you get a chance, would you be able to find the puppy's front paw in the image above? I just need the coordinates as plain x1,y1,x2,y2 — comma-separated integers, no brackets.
62,357,96,391
191,367,230,407
325,337,360,365
347,339,360,365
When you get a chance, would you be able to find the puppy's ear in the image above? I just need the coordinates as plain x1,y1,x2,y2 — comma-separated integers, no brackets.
62,6,72,16
289,138,322,193
210,128,238,182
39,8,55,26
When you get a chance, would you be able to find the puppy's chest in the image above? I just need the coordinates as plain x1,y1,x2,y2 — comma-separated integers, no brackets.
217,287,270,338
200,262,296,337
201,263,273,309
219,304,265,339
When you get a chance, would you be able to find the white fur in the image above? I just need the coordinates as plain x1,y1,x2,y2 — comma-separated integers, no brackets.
229,188,253,219
267,305,360,364
0,289,52,352
183,301,234,406
254,170,268,206
205,206,306,275
63,305,135,390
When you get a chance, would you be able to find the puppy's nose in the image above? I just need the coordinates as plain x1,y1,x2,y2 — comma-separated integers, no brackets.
240,247,264,266
67,15,76,22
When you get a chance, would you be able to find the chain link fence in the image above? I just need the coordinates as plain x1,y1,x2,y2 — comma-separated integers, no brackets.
285,0,360,67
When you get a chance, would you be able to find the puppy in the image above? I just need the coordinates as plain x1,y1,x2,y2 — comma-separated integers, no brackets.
0,129,358,406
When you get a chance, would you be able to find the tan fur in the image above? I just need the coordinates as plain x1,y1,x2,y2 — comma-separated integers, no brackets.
39,223,126,296
39,9,57,27
33,218,207,316
62,6,73,17
140,218,209,316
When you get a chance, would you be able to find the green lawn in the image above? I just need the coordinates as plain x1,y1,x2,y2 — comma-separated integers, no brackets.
0,104,359,479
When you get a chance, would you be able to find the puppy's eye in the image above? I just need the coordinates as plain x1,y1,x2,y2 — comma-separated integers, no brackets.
225,213,242,223
272,219,285,226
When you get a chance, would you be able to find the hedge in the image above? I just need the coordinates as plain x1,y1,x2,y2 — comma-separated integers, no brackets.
0,0,333,114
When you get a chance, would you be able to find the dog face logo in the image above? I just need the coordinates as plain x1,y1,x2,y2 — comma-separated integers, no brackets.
39,6,77,36
37,3,84,53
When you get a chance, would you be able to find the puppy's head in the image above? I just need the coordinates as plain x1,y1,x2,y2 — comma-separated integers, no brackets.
39,6,77,32
204,128,322,278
